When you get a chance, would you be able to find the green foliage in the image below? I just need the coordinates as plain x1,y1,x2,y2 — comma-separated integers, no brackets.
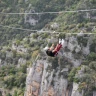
90,43,96,52
32,33,39,39
0,0,96,96
32,50,39,59
0,51,6,60
17,89,24,96
68,68,77,82
77,36,88,47
47,57,59,69
12,50,17,58
89,61,96,70
24,53,31,60
0,0,32,46
0,64,26,94
6,93,12,96
29,40,43,48
0,0,96,46
59,33,66,39
73,78,80,83
48,42,52,47
13,90,17,96
16,40,21,45
78,60,96,96
90,36,96,52
87,52,96,61
6,48,11,51
19,64,27,73
40,33,49,39
29,41,35,47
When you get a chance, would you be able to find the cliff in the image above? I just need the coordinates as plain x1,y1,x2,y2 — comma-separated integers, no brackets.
0,0,96,95
25,33,96,96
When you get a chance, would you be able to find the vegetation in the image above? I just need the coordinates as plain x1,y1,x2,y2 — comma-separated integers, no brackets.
0,0,96,46
0,64,26,95
68,52,96,96
0,0,96,95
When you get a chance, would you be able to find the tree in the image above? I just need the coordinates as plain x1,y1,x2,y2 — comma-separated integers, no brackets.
6,93,12,96
13,90,17,96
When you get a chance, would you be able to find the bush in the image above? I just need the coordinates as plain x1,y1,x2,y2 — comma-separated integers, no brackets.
13,90,17,96
12,50,17,58
87,52,96,61
68,68,77,82
89,61,96,70
29,41,35,47
0,51,6,60
59,33,66,39
4,75,15,89
16,40,21,45
77,36,88,47
20,64,27,73
90,43,96,52
24,53,31,60
32,50,39,59
6,93,12,96
32,33,38,39
40,33,49,39
17,90,24,96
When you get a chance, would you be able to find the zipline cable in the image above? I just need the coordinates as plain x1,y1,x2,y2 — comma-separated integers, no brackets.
0,24,38,32
0,24,96,34
0,9,96,15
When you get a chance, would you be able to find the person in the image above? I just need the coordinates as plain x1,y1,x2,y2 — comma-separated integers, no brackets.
44,39,64,57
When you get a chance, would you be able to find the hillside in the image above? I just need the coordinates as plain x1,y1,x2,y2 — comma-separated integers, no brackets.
0,0,96,96
25,34,96,96
0,0,96,45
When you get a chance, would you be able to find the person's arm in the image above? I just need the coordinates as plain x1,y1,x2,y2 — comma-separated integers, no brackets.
49,44,55,51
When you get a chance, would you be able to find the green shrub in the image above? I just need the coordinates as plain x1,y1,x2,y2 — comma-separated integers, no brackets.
90,43,96,52
68,68,77,82
77,37,88,47
12,50,17,58
89,61,96,70
40,33,49,39
0,51,6,60
87,52,96,61
6,93,12,96
59,33,66,39
29,41,35,47
32,33,39,39
32,50,39,59
74,78,80,83
13,90,17,96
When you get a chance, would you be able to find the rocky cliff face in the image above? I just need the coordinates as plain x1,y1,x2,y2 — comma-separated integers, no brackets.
24,34,95,96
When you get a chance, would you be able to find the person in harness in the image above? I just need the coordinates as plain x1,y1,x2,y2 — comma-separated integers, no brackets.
44,39,65,57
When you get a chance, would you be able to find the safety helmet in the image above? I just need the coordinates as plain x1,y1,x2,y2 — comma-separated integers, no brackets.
43,46,49,51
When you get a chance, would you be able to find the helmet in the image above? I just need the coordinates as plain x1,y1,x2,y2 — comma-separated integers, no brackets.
43,46,49,51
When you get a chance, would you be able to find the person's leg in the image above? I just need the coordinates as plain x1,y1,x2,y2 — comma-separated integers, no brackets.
49,44,55,51
52,43,62,52
56,44,62,51
53,44,59,51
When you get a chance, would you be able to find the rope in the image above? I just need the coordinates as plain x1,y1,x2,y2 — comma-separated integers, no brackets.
0,9,96,15
0,24,38,32
0,24,96,34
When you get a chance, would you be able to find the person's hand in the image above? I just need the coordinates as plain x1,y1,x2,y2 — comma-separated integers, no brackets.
52,44,55,46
